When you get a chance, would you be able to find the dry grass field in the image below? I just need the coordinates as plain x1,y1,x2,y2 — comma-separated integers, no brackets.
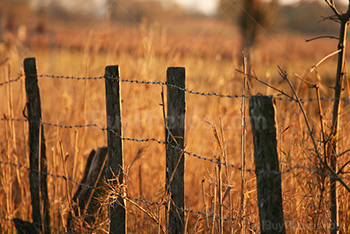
1,15,350,233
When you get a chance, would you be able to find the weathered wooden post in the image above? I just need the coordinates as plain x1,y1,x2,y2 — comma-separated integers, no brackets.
249,96,285,234
105,65,126,234
166,67,186,234
24,57,50,234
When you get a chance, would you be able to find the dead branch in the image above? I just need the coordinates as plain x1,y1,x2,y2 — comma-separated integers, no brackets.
306,35,339,42
311,49,341,72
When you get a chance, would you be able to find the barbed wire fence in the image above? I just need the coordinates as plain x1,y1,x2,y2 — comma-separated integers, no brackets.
3,73,350,102
1,117,350,181
1,63,350,233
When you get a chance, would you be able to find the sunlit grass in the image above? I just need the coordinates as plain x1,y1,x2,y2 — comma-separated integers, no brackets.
0,18,349,233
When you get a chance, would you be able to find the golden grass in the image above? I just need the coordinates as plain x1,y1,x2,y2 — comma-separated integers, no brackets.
0,18,350,233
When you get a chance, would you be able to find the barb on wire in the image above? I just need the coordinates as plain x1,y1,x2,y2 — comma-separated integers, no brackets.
119,77,166,86
0,74,23,87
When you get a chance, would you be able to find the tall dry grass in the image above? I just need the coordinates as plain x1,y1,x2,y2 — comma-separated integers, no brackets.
0,18,349,233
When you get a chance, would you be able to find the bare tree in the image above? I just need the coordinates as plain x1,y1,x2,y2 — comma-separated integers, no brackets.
322,1,350,233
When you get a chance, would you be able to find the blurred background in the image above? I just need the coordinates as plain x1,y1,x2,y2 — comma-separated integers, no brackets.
1,0,348,77
0,0,346,32
0,0,346,57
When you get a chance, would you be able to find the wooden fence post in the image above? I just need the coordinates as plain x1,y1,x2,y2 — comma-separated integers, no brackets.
24,57,50,234
105,65,126,234
166,67,186,234
249,96,285,234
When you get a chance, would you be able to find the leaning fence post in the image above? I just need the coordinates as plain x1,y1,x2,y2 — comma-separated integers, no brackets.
249,96,285,234
105,65,126,234
166,67,186,234
24,57,50,234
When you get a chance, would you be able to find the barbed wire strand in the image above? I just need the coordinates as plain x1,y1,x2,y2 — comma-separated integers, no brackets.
0,117,319,176
3,73,349,102
0,75,23,87
1,117,350,181
26,73,350,102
